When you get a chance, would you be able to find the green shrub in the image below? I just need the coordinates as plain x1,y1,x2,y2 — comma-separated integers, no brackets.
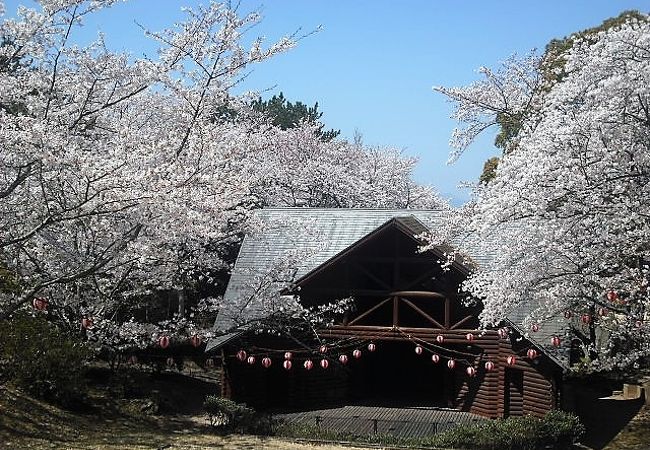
203,395,272,434
0,312,90,408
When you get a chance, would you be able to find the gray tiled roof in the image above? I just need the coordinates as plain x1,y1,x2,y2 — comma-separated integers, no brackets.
207,208,569,368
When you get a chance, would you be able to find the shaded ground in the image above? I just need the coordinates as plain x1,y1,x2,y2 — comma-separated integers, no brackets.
571,383,645,450
0,371,365,450
602,403,650,450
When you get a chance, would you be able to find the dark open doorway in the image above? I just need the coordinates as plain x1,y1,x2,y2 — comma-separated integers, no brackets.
348,340,447,406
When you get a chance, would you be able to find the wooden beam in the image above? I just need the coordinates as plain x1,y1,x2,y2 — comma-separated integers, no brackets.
354,263,391,290
445,297,451,328
450,315,475,330
402,266,442,290
400,297,445,329
389,290,446,299
392,296,399,327
348,296,392,326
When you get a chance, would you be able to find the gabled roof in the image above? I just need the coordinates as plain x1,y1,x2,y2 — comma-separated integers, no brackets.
206,208,570,369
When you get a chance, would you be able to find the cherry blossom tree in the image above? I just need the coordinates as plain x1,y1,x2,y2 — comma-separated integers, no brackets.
1,0,443,357
434,13,650,371
0,0,298,351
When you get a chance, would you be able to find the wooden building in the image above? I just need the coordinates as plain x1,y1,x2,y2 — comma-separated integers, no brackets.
207,208,569,418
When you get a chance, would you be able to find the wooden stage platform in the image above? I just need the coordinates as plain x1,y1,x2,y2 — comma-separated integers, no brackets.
276,404,486,438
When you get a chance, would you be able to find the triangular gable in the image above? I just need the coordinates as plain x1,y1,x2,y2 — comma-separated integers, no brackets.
288,216,474,292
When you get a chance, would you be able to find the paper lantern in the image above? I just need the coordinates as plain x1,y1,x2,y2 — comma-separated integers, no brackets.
247,356,256,365
581,314,592,324
436,335,444,344
415,345,424,355
431,354,440,363
527,349,538,360
339,354,349,365
319,345,328,354
506,355,516,366
598,308,608,317
32,297,48,311
236,350,247,362
484,361,495,372
466,366,476,377
551,336,561,347
284,351,293,360
320,359,329,369
498,328,509,339
158,335,170,349
466,333,474,342
190,335,202,347
166,357,175,368
367,342,377,352
564,310,572,319
607,291,618,302
353,349,362,359
304,359,314,370
262,357,272,368
447,359,456,369
531,323,539,332
283,360,292,370
81,318,93,329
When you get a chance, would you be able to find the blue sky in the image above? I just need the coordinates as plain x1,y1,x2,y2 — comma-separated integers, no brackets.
4,0,649,204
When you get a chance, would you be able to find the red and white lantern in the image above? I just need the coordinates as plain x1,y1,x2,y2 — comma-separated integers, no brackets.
598,308,608,317
447,359,456,369
262,357,272,368
339,354,349,365
81,318,93,329
498,328,509,339
564,310,572,319
32,297,48,311
431,354,440,364
283,360,292,370
284,351,293,360
581,314,592,324
436,335,444,344
506,355,517,366
190,335,202,347
466,366,476,377
247,355,256,365
236,350,247,362
531,323,539,333
319,345,328,354
320,359,329,369
484,361,495,372
353,349,362,359
304,359,314,370
551,336,561,347
527,349,538,360
158,335,170,349
415,345,424,355
367,342,377,352
466,333,474,342
166,357,175,368
607,291,619,302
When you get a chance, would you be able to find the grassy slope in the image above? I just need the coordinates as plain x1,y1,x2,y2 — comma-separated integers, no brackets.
0,380,363,450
